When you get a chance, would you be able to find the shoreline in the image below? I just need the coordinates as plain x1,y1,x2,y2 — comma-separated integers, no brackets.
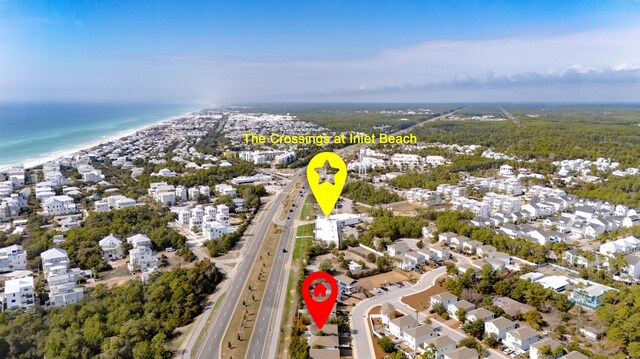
0,109,198,172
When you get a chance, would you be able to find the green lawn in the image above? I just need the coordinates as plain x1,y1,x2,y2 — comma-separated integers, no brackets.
299,195,317,220
293,224,314,260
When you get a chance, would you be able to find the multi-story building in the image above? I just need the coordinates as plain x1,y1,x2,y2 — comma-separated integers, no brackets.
0,245,27,273
3,275,35,309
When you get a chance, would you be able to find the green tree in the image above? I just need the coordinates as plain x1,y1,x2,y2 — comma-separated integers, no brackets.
378,336,395,353
523,309,545,330
463,320,485,339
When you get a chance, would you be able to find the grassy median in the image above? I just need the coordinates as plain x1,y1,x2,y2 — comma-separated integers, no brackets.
221,222,282,358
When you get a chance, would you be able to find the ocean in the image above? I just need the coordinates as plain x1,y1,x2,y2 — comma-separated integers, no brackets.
0,102,197,170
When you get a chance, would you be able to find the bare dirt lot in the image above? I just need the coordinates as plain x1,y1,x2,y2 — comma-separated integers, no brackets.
357,270,411,290
401,282,446,311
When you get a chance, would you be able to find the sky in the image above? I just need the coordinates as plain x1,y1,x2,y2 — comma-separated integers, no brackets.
1,0,640,104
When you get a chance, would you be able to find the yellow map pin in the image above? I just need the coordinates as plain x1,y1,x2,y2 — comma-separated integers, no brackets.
306,152,347,216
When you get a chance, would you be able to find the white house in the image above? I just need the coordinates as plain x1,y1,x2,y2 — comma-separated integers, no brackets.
485,316,516,339
215,183,237,197
447,300,476,320
41,195,77,216
561,352,589,359
99,235,123,261
388,315,419,338
127,234,152,248
466,307,495,323
623,255,640,280
128,246,158,272
380,303,396,325
505,327,540,351
41,247,69,276
444,347,479,359
348,261,363,272
530,338,563,359
335,274,359,296
3,275,35,309
0,244,27,273
430,292,458,309
47,265,85,307
424,336,457,359
202,221,228,240
477,245,497,257
388,241,411,256
403,324,436,350
394,254,419,271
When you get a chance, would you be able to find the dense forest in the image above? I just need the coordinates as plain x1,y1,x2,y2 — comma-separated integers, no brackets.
596,285,640,357
569,175,640,208
413,110,640,168
342,181,402,205
0,260,223,359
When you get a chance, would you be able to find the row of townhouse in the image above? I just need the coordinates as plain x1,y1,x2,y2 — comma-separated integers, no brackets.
482,192,522,214
386,240,452,270
380,303,476,359
239,150,296,165
498,223,566,246
436,184,468,199
438,233,511,269
1,165,26,187
405,188,443,206
464,176,524,196
451,197,491,218
431,292,565,357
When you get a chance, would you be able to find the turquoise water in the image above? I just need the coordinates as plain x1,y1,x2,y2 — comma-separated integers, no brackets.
0,103,197,169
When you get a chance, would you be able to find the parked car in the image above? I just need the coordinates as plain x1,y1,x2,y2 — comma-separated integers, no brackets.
165,247,176,252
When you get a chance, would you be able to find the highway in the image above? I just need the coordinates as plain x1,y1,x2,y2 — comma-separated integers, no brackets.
246,182,308,359
193,107,463,358
194,173,303,359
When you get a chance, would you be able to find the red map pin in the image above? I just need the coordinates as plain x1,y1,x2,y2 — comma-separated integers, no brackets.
302,271,338,330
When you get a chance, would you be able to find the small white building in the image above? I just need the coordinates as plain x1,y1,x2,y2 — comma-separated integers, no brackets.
499,164,514,176
335,274,359,295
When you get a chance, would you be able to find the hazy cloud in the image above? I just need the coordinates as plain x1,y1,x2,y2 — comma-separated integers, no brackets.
2,24,640,102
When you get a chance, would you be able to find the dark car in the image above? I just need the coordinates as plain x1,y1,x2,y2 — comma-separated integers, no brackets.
282,248,288,253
